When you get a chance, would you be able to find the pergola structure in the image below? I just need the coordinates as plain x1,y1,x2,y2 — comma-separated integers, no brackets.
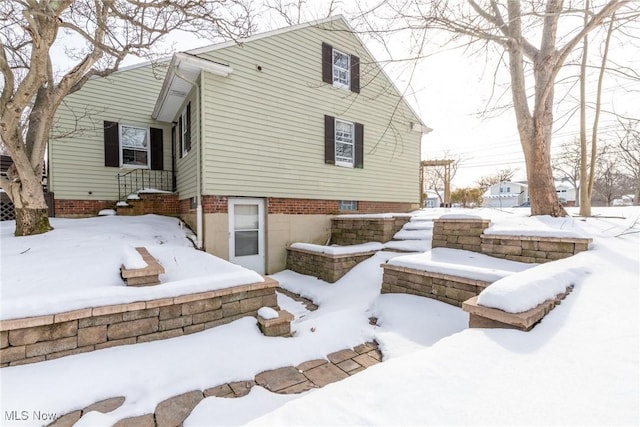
420,159,454,208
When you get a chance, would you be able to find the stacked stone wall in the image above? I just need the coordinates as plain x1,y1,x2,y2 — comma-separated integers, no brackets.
431,218,491,252
381,265,491,307
286,247,375,283
331,216,410,245
480,235,591,263
0,279,278,367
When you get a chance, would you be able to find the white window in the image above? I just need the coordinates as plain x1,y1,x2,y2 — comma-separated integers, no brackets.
333,48,350,89
120,125,150,167
335,119,354,167
339,200,358,211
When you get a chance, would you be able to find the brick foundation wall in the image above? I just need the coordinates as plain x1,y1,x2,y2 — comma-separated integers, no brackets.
381,264,492,307
202,196,229,214
0,278,278,367
432,218,491,252
54,199,115,217
117,194,179,217
201,196,416,215
480,235,591,263
286,247,376,283
331,216,411,245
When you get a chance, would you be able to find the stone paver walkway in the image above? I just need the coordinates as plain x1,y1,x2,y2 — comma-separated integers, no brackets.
50,342,382,426
50,288,381,427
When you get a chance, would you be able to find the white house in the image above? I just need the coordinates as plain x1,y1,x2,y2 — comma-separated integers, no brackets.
482,182,529,208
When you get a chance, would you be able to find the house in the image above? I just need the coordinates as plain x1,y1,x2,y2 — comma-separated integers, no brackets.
482,182,529,208
554,180,577,207
423,190,442,208
47,16,429,274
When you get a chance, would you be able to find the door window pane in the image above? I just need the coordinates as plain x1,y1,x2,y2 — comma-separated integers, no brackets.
235,230,259,256
234,204,258,230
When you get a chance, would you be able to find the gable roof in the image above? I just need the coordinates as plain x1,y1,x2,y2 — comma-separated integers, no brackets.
152,15,429,131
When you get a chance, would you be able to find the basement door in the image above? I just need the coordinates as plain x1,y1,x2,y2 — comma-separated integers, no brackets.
228,198,265,274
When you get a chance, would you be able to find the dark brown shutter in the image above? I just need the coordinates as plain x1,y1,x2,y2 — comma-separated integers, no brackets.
355,122,364,169
104,121,119,167
178,115,184,158
185,102,192,152
150,127,163,170
322,42,333,84
324,115,335,164
350,55,360,93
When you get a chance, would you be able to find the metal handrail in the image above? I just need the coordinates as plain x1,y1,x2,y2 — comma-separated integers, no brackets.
117,169,174,200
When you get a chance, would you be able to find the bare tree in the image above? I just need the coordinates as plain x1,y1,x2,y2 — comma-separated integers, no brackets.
553,139,582,206
617,119,640,205
475,167,517,192
593,150,625,206
0,0,252,236
265,0,338,25
361,0,634,217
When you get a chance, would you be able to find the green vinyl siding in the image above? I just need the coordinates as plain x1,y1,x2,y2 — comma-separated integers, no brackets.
175,90,199,199
198,19,421,203
49,64,172,200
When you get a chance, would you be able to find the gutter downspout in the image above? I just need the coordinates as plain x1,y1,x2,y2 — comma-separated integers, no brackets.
174,68,203,249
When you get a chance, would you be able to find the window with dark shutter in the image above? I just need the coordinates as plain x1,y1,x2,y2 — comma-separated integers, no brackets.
150,128,163,170
322,42,360,94
324,115,335,164
354,122,364,168
103,120,162,169
104,121,120,167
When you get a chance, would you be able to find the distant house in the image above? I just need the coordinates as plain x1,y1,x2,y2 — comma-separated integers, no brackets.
423,190,441,208
47,16,430,274
482,182,529,208
612,194,634,206
555,181,577,207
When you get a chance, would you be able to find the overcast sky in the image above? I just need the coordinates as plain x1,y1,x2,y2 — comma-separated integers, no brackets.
155,1,639,188
53,0,639,188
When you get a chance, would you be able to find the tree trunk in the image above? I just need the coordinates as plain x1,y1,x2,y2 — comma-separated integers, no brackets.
525,127,567,217
15,207,52,236
6,170,53,236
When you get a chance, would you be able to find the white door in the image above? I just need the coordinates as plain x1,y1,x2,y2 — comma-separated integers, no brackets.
229,198,265,274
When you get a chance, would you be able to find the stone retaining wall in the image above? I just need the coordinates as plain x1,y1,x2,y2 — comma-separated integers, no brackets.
381,264,492,307
432,218,591,262
432,218,491,252
331,216,410,246
480,234,591,263
462,285,573,331
0,278,278,367
286,247,376,283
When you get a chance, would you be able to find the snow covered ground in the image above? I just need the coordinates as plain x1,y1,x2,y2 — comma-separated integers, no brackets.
1,207,638,426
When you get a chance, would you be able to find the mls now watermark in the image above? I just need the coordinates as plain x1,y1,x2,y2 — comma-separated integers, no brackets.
4,410,58,423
